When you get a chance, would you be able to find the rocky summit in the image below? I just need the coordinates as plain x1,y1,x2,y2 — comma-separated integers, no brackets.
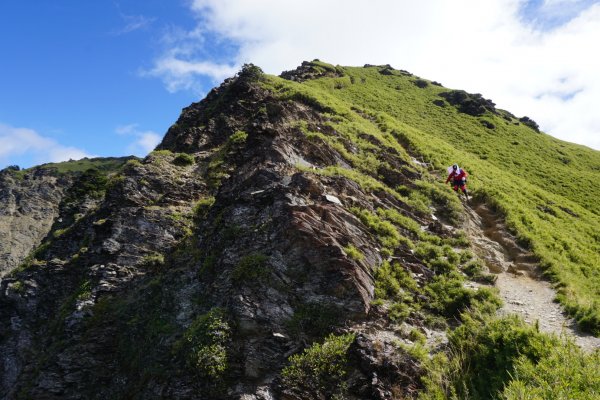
1,62,599,400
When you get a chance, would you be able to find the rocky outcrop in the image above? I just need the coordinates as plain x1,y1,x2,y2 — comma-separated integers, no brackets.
0,67,461,399
280,60,345,82
439,90,497,116
0,169,70,276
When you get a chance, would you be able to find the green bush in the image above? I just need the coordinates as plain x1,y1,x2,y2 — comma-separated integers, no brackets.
64,168,109,202
193,197,215,220
174,308,230,378
502,340,600,399
231,253,269,284
343,244,364,261
463,259,497,284
350,207,404,252
281,333,355,398
229,130,248,145
414,242,444,262
238,63,264,82
172,153,195,166
11,281,25,294
447,315,556,399
374,261,418,301
389,301,411,323
423,273,500,317
140,252,165,269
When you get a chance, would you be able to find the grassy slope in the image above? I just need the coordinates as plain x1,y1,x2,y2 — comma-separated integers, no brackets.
263,63,600,333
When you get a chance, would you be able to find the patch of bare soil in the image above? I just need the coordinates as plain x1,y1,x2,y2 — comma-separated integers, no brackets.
463,201,600,352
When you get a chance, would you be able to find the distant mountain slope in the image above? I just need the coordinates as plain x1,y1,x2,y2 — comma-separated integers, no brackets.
0,62,598,400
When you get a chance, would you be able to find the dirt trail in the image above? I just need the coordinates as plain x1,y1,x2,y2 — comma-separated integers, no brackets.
463,201,600,352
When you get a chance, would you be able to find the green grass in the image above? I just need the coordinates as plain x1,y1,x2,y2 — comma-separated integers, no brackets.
343,244,364,261
262,64,600,334
419,312,600,400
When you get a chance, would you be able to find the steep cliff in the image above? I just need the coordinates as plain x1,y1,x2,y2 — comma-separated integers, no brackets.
1,62,599,400
0,158,134,277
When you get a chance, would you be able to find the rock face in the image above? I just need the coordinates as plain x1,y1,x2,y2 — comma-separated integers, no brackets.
0,169,70,276
438,90,497,116
280,60,345,82
0,66,462,399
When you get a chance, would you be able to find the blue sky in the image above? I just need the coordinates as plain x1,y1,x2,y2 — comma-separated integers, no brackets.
1,0,599,169
0,1,204,168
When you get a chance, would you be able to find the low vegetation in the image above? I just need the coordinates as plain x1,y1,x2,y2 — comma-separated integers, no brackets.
174,308,231,378
282,333,355,399
420,313,600,400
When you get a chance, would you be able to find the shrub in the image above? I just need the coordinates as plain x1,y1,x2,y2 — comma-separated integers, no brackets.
64,168,109,202
238,63,264,82
172,153,195,166
343,244,364,261
413,79,429,88
374,261,418,301
414,242,444,262
11,281,25,294
174,308,230,378
140,252,165,269
389,302,411,323
193,197,215,220
282,333,355,398
447,314,556,399
229,130,248,145
423,273,500,317
408,328,427,344
231,253,269,284
126,158,142,166
502,340,600,399
350,207,403,252
463,259,496,284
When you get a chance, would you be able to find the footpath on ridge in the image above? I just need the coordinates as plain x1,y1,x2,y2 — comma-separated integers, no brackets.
462,201,600,352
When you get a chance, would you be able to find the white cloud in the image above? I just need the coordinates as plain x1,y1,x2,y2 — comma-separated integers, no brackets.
116,124,161,155
143,56,238,93
148,0,600,150
0,123,92,167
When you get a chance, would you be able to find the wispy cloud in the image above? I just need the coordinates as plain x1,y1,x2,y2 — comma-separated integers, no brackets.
145,0,600,150
116,123,161,156
0,123,92,168
111,3,155,36
143,55,238,93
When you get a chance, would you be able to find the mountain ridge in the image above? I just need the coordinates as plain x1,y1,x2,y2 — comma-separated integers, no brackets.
0,61,598,399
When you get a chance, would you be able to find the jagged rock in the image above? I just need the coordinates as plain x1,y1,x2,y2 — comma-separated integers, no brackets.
280,60,344,82
480,119,496,129
439,90,497,116
413,79,429,88
519,116,540,132
0,170,70,276
0,62,505,399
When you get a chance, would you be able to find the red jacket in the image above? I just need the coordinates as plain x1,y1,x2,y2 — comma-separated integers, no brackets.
446,168,468,184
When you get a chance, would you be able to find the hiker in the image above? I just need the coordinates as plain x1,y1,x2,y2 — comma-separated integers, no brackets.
445,164,468,197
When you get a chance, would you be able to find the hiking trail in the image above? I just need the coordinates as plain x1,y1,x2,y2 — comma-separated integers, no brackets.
462,201,600,352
